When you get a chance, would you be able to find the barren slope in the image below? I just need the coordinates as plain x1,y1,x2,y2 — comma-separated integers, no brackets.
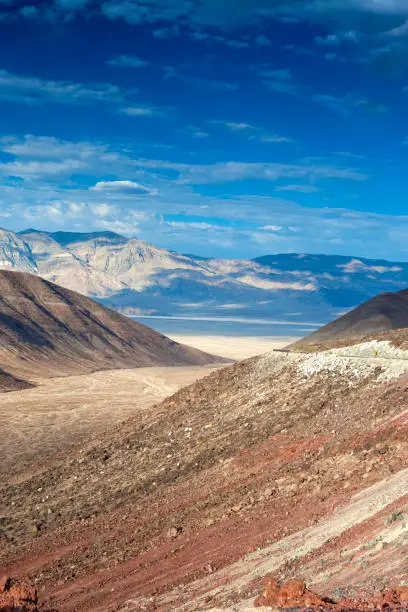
0,368,33,392
0,270,225,381
0,365,221,475
290,289,408,350
3,344,408,610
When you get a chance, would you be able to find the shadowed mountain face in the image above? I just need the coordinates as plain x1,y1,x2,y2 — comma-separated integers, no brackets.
0,270,226,382
0,228,407,323
289,289,408,349
0,368,34,392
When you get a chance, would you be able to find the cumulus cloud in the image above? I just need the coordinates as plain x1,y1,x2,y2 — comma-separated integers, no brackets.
0,133,384,259
90,180,156,194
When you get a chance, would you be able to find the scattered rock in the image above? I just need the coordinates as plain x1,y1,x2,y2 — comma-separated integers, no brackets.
339,585,408,610
0,577,38,611
167,527,179,539
255,579,408,610
255,578,331,608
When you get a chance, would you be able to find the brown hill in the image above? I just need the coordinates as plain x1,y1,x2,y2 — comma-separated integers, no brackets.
3,344,408,610
0,270,225,382
0,368,34,392
289,289,408,350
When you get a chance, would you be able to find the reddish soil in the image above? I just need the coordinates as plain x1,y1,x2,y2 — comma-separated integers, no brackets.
3,352,408,610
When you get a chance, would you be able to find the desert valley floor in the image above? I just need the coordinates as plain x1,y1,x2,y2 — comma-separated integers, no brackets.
0,336,289,474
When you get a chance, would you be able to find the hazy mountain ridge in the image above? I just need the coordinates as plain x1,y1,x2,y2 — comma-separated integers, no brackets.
1,228,408,322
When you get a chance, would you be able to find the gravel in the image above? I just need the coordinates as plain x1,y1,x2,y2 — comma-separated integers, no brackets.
256,341,408,384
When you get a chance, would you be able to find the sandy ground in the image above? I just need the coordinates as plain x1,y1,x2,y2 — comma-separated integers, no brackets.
0,337,296,473
171,335,298,360
0,365,220,474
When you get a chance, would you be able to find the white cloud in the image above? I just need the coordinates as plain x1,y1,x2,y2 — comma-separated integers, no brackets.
107,54,149,67
90,180,156,194
259,135,293,143
167,221,217,230
0,159,89,179
119,106,158,116
387,20,408,36
225,122,254,131
313,93,388,116
99,0,408,32
0,69,125,106
185,127,210,138
215,120,292,144
0,135,112,160
92,203,116,217
169,160,368,185
0,133,383,259
276,185,320,193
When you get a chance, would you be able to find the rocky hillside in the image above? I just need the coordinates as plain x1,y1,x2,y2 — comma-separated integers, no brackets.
0,368,33,392
1,227,408,321
3,340,408,610
0,270,225,383
289,289,408,350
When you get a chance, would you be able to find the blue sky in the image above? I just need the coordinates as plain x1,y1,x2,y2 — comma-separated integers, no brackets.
1,0,408,259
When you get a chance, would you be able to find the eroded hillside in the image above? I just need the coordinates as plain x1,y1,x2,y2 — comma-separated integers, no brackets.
2,344,408,610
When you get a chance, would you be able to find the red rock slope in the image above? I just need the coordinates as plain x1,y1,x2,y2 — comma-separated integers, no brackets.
3,345,408,610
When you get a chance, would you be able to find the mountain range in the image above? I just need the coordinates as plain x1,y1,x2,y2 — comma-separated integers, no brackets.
2,226,408,323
